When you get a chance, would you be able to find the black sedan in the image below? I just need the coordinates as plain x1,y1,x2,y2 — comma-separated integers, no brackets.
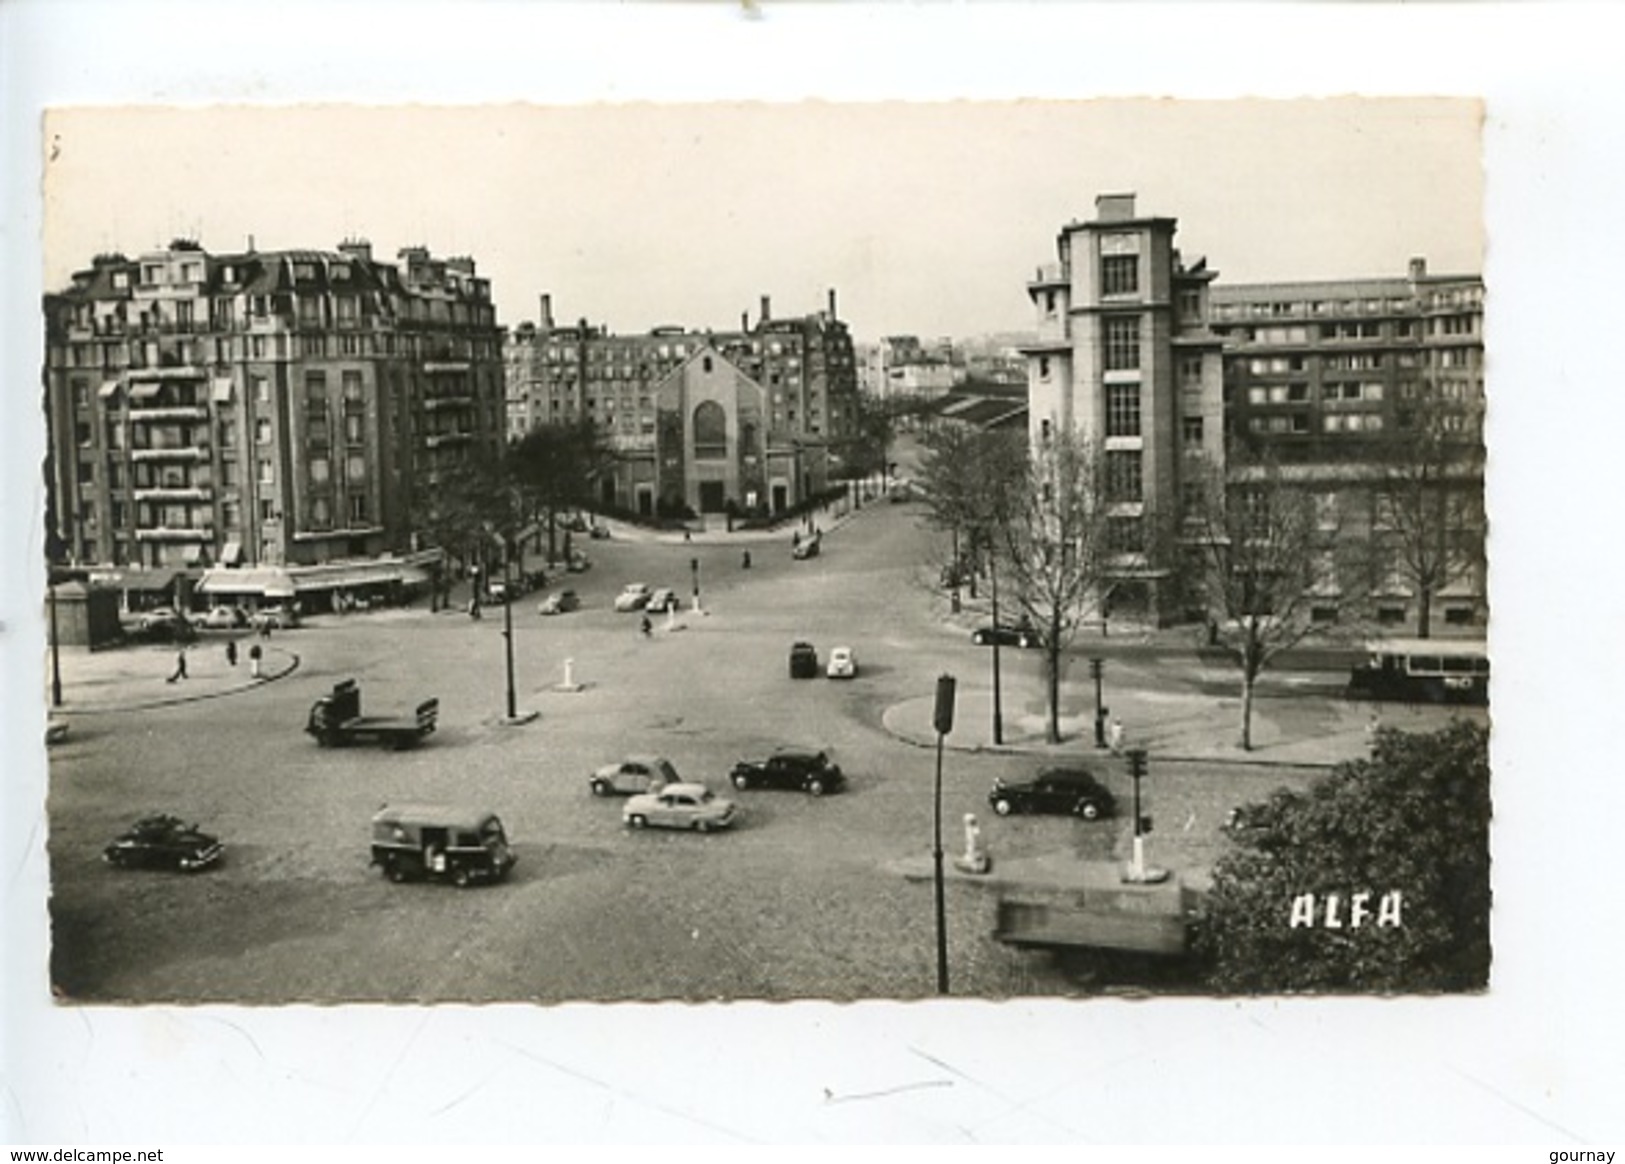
971,620,1042,649
788,641,819,678
730,748,846,796
988,767,1115,820
102,814,224,872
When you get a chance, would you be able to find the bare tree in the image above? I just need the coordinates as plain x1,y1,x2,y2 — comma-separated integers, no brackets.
915,423,1024,606
994,431,1112,744
1186,445,1329,750
508,418,611,562
1371,390,1486,638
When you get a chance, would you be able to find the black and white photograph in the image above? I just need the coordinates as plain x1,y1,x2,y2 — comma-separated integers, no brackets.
4,0,1623,1148
36,97,1489,1004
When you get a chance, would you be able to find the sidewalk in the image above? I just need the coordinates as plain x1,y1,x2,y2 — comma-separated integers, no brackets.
47,637,301,714
595,492,873,547
881,682,1391,768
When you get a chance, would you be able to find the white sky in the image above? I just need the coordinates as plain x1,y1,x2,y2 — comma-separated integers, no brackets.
43,99,1481,340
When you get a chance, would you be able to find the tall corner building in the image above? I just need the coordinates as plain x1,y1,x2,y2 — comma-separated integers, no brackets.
43,239,505,576
1023,193,1225,621
1025,193,1486,631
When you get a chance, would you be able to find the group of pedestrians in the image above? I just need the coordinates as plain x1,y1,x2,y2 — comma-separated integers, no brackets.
165,633,267,685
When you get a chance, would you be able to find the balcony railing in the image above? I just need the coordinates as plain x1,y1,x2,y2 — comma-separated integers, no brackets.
129,446,208,461
132,487,213,503
128,405,209,422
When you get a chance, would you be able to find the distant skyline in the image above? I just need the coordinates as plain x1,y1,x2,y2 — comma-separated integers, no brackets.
44,100,1481,341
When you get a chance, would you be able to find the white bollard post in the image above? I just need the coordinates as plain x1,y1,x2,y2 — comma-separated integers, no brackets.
563,657,575,688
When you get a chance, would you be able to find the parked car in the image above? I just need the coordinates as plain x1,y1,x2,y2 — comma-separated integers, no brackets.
988,767,1115,820
590,754,681,797
788,641,819,678
199,605,248,629
45,717,69,746
588,522,611,540
730,748,845,796
646,587,680,613
614,583,654,612
561,513,590,533
623,782,739,832
133,607,195,641
253,603,301,630
538,588,580,615
792,534,821,560
564,549,591,573
826,645,858,679
972,620,1041,649
102,814,224,872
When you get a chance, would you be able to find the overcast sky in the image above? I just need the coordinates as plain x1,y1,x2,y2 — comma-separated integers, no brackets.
44,99,1480,342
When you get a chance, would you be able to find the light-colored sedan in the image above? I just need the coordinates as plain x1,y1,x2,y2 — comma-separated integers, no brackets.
622,782,739,833
826,645,858,679
590,754,680,797
614,583,654,612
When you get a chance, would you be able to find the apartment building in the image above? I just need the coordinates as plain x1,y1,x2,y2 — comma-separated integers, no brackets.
1212,260,1486,628
43,238,504,595
504,291,859,516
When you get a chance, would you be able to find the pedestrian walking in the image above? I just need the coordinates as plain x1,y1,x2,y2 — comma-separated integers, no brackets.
683,528,692,543
258,619,271,640
248,643,263,680
640,614,652,638
166,646,188,683
1108,716,1125,755
225,639,238,667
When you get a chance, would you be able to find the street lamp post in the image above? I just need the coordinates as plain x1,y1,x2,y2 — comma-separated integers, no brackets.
501,546,517,721
988,535,1003,746
690,556,701,613
931,673,957,995
1090,656,1106,748
48,575,63,708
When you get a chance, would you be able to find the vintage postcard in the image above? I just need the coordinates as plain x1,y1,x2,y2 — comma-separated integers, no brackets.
6,3,1617,1146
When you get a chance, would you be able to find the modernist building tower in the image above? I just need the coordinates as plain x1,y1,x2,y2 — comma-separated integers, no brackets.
43,240,505,585
1025,193,1485,630
1023,192,1227,618
505,292,859,516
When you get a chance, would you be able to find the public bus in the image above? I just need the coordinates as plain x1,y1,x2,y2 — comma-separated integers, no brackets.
1346,638,1490,706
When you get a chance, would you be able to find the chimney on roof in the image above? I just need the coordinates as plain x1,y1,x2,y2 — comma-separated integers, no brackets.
828,288,838,320
1096,192,1137,222
338,238,373,263
1409,256,1428,281
760,295,771,325
741,311,749,332
539,293,554,328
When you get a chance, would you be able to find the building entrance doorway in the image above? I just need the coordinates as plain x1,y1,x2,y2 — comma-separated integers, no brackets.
772,483,788,513
698,481,726,513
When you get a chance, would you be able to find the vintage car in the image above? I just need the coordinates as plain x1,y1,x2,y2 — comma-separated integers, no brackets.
988,767,1115,820
369,804,516,887
622,782,739,833
537,588,580,616
102,814,224,872
646,587,680,613
614,583,654,612
788,641,819,679
826,645,858,679
971,619,1042,649
730,748,845,796
590,754,681,797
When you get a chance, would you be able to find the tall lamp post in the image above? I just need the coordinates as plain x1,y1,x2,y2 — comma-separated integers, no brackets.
986,531,1003,745
501,542,517,721
48,575,63,708
931,673,957,995
1090,656,1106,748
690,556,701,613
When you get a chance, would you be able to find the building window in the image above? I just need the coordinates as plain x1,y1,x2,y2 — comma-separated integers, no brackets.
1107,516,1142,554
1104,317,1140,371
309,457,330,485
1106,383,1141,437
1105,450,1143,502
1102,255,1138,297
346,454,365,482
1182,416,1204,446
258,459,274,485
1039,356,1051,379
310,497,331,529
253,375,270,403
345,413,364,445
255,419,272,445
349,494,368,524
693,400,727,460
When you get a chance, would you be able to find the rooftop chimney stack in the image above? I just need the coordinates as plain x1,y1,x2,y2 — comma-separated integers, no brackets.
1408,256,1428,281
539,293,554,328
1096,192,1137,222
828,288,838,320
760,295,771,325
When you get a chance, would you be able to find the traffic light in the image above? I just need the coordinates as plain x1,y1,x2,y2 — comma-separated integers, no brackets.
1139,815,1154,835
1089,657,1103,681
1127,748,1148,779
933,674,957,735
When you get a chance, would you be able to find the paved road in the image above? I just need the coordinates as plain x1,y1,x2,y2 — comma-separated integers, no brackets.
48,495,1452,1002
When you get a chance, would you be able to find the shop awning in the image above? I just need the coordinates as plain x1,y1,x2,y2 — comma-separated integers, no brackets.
198,566,297,599
128,382,163,401
220,541,243,566
211,378,234,403
99,380,122,399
